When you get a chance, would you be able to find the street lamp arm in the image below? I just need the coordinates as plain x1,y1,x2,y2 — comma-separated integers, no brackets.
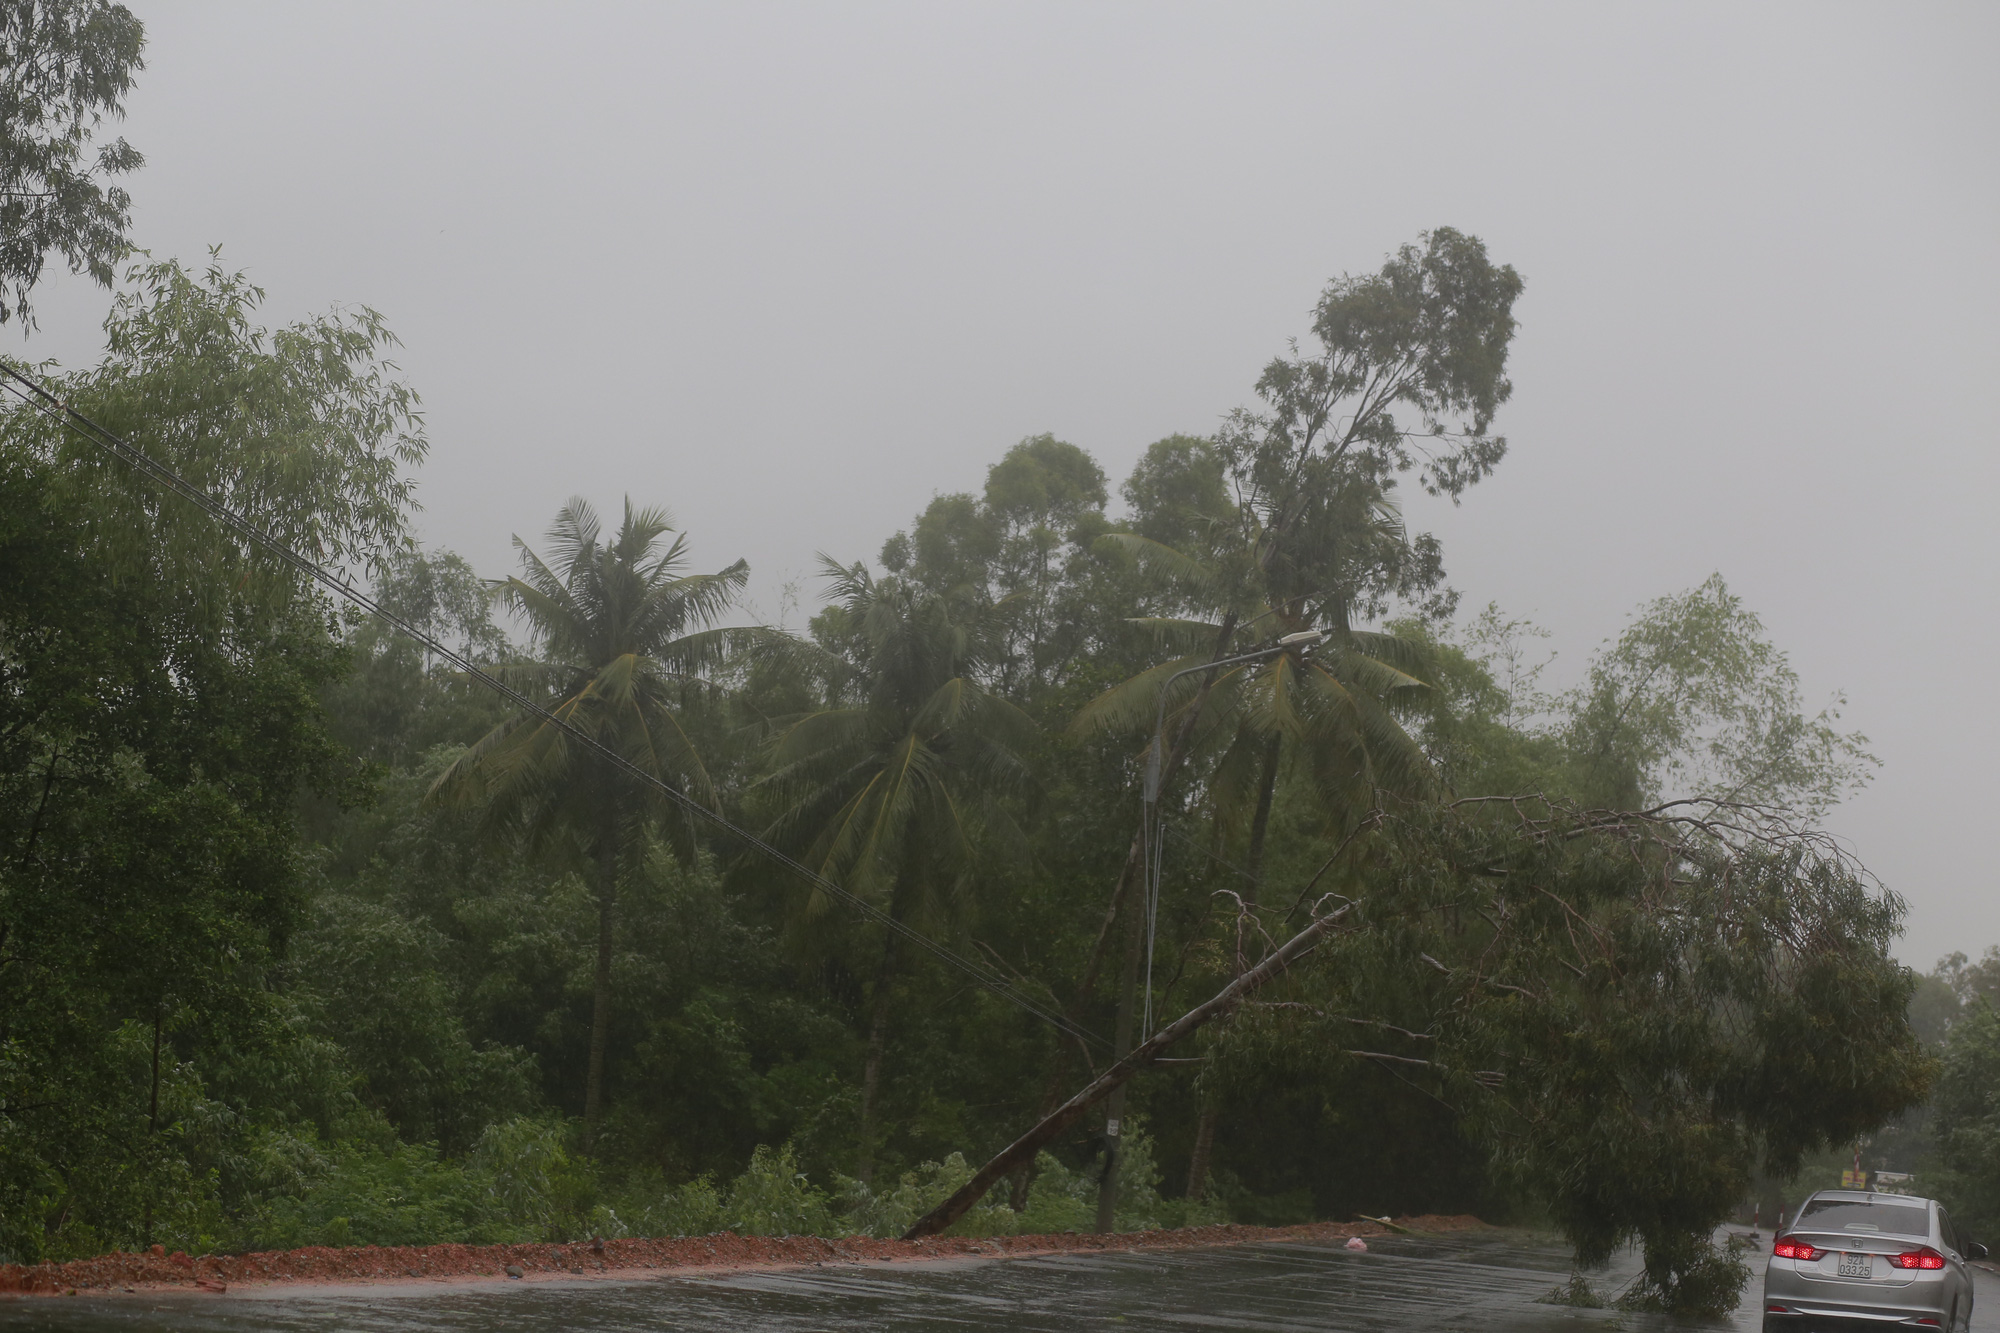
1141,633,1326,804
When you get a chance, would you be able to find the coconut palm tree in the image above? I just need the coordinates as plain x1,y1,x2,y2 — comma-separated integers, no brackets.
1073,481,1436,1204
430,497,750,1149
753,558,1034,1182
1078,484,1435,895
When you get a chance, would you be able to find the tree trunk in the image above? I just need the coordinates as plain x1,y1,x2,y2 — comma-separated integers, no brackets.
147,1004,162,1134
1069,832,1144,1037
1184,1091,1219,1200
143,1003,162,1246
905,902,1350,1239
583,832,617,1153
1095,895,1145,1232
1007,1125,1045,1211
1245,733,1283,910
854,935,899,1186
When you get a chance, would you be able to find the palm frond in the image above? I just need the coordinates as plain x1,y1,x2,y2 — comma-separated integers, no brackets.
425,713,533,809
632,694,720,809
499,564,586,648
542,497,602,579
581,652,642,710
1251,652,1307,741
766,707,874,770
1094,532,1222,599
1071,652,1209,735
816,553,873,609
617,498,679,565
1205,727,1274,832
1126,616,1230,658
1327,649,1430,698
1347,629,1433,679
913,677,972,735
633,562,750,643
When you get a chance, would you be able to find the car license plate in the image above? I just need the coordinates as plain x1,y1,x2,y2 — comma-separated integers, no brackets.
1839,1252,1872,1278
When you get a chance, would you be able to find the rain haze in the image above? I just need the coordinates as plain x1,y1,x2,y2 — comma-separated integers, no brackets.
21,2,1999,968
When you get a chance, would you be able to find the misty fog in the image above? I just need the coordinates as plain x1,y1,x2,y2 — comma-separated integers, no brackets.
20,1,1997,964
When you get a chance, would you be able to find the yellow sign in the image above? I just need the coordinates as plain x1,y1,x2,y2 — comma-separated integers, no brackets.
1841,1170,1868,1189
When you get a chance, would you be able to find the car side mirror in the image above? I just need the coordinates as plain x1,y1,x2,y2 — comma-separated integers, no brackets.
1969,1242,1989,1261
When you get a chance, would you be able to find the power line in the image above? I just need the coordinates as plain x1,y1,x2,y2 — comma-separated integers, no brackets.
0,362,1106,1051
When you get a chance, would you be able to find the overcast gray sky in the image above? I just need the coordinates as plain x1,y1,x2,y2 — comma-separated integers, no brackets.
23,2,1999,966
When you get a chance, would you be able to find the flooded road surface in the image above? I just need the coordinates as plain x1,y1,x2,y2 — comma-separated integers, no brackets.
3,1230,1997,1332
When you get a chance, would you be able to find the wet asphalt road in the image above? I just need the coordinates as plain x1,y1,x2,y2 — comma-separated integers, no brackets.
3,1228,1998,1331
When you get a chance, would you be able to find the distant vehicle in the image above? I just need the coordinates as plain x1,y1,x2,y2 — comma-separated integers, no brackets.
1763,1190,1986,1332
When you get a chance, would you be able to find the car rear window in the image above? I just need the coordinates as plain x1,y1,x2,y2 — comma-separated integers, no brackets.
1797,1199,1929,1237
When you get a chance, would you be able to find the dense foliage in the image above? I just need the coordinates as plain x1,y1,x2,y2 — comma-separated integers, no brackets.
1,0,146,327
0,233,1932,1320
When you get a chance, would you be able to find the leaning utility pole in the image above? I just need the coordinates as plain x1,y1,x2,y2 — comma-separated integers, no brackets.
903,903,1351,1239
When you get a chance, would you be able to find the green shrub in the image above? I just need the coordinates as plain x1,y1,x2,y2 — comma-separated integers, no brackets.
839,1152,1018,1238
834,1133,1194,1242
240,1135,527,1249
1010,1153,1096,1235
1154,1192,1232,1230
724,1144,835,1237
1006,1120,1199,1236
624,1173,728,1238
472,1116,597,1241
1932,1001,2000,1239
215,1120,1229,1255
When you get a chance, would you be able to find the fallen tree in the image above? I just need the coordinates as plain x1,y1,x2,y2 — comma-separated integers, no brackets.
904,901,1352,1239
913,794,1932,1319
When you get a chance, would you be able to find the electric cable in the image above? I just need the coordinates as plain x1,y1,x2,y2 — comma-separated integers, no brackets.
0,362,1106,1051
1135,636,1321,1037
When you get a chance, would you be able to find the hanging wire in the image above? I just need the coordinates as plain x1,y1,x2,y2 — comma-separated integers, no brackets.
1141,758,1166,1037
1136,634,1323,1039
0,362,1107,1052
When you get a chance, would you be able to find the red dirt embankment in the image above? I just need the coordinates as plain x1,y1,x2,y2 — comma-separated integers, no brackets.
0,1214,1487,1297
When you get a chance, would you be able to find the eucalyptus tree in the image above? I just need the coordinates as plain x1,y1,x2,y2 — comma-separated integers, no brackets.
753,558,1035,1182
1078,227,1521,902
1236,226,1522,515
430,498,750,1149
1053,230,1519,1207
1072,227,1521,937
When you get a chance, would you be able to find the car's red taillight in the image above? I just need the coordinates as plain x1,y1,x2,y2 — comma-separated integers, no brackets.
1773,1236,1824,1260
1889,1246,1948,1270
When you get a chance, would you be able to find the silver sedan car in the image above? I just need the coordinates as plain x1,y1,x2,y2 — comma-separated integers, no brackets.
1762,1190,1986,1331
